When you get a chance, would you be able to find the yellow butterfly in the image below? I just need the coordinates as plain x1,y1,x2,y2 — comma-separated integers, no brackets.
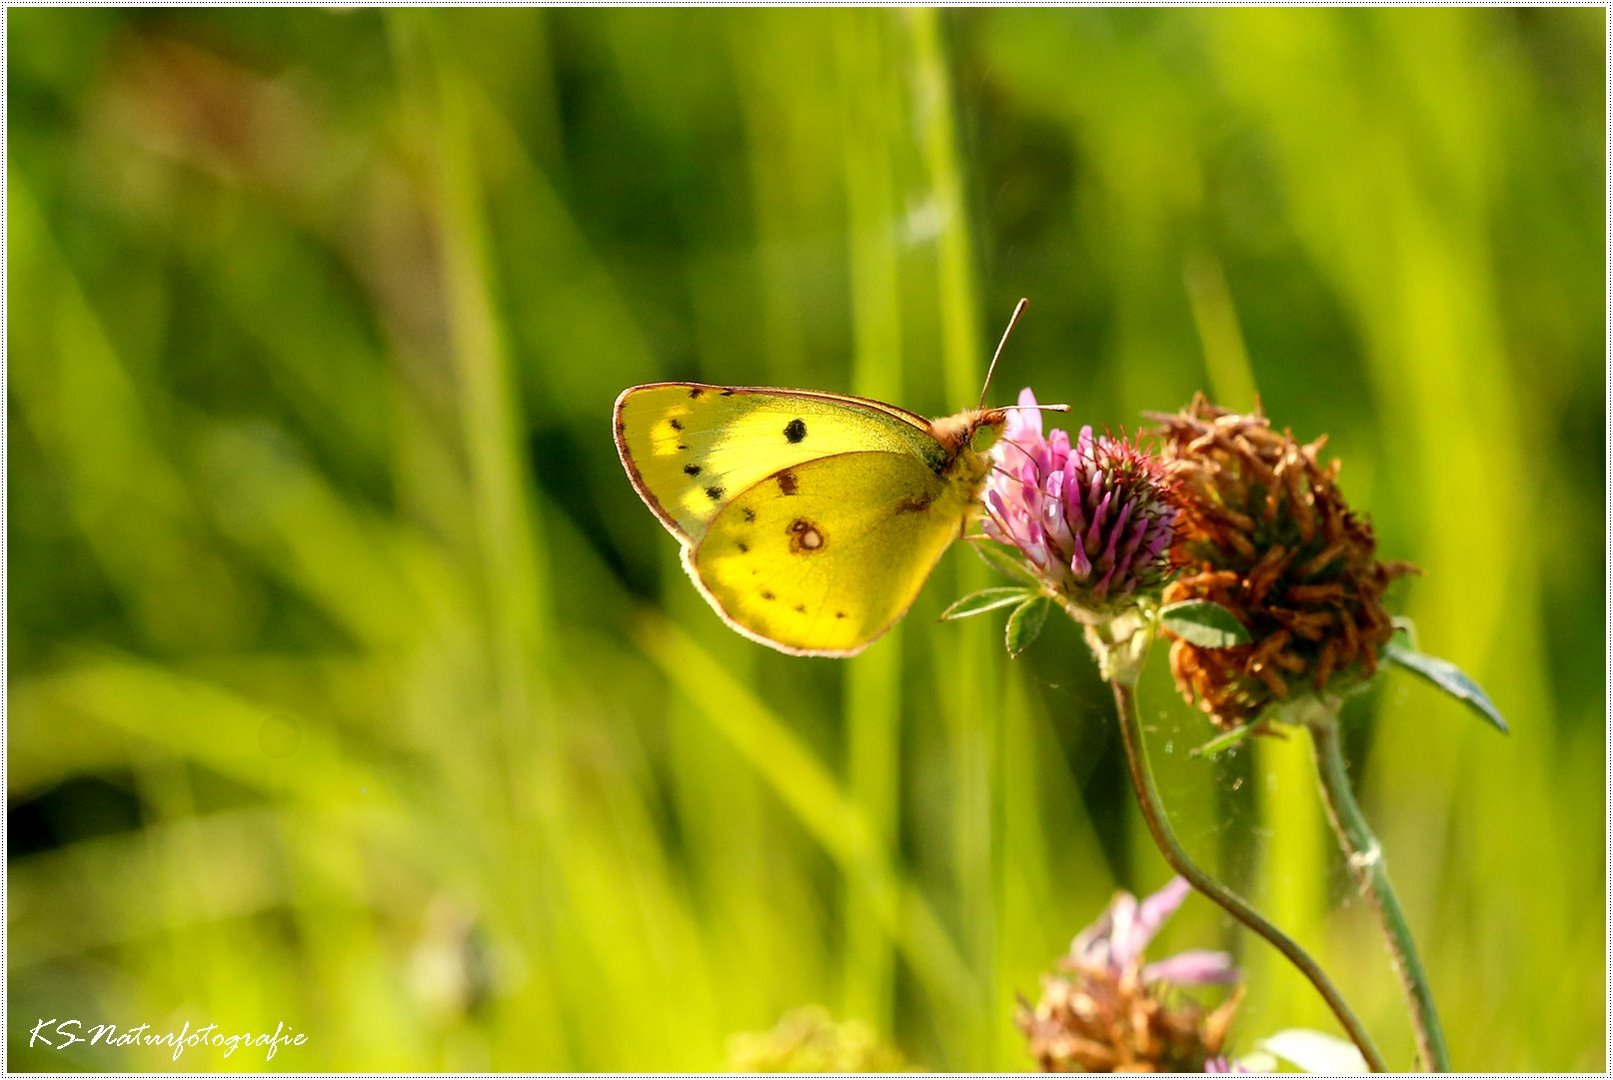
613,300,1050,657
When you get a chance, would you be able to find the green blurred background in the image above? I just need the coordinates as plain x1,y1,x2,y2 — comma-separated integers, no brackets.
7,8,1603,1071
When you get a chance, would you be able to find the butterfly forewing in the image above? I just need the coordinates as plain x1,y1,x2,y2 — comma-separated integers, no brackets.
688,451,971,656
614,383,948,541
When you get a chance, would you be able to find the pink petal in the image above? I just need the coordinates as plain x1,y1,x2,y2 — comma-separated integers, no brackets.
1069,541,1092,579
1135,876,1192,943
1104,891,1142,968
1011,387,1043,439
1142,949,1239,986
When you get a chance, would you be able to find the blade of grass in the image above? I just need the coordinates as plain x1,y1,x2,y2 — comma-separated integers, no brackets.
911,9,1000,1066
633,611,974,1019
838,11,906,1038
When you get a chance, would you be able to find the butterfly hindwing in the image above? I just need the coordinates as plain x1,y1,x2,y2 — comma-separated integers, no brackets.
687,451,971,657
614,383,948,541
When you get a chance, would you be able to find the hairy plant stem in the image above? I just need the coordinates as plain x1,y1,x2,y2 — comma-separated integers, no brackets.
1098,625,1387,1072
1307,710,1450,1071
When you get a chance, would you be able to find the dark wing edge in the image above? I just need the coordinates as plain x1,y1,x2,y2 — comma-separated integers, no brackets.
613,385,695,543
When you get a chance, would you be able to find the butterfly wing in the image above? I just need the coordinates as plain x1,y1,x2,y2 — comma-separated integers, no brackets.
614,383,949,542
687,450,974,656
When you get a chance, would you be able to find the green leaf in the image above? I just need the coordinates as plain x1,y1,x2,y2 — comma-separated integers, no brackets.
940,587,1035,621
1159,600,1251,648
1005,596,1051,658
970,540,1041,588
1385,645,1509,734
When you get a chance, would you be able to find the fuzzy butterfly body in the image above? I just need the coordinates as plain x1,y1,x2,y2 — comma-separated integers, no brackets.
614,382,1007,656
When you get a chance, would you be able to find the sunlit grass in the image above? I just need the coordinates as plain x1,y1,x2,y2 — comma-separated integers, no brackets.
8,7,1603,1071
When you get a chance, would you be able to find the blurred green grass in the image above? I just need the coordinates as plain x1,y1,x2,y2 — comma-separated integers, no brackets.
7,8,1603,1070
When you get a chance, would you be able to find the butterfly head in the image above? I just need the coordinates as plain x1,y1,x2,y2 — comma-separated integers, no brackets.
932,408,1008,460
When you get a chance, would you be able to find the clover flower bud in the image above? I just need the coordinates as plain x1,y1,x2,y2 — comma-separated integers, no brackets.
1154,395,1417,729
1017,877,1241,1072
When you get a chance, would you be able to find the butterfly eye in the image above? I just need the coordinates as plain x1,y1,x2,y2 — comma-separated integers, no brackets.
970,424,1002,454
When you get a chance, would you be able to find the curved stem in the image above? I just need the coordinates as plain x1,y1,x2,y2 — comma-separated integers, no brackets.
1109,679,1389,1072
1308,714,1450,1071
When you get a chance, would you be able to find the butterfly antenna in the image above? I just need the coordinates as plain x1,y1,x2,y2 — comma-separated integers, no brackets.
999,403,1073,414
978,297,1030,411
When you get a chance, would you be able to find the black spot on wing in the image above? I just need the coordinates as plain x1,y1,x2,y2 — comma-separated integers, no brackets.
761,590,775,601
777,471,798,495
705,486,725,501
720,388,735,396
689,388,705,399
669,418,684,431
742,507,756,522
794,603,806,613
787,518,826,554
684,464,702,477
896,491,937,514
784,418,806,443
736,541,749,553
